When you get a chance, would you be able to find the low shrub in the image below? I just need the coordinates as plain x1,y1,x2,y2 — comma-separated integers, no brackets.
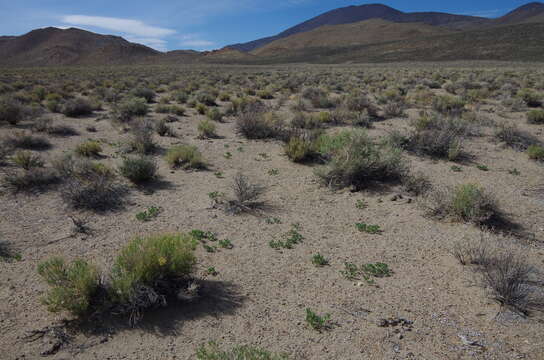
236,105,284,140
517,88,542,107
432,95,465,115
527,109,544,124
426,184,498,225
495,122,538,150
0,96,25,125
4,132,51,151
196,342,288,360
284,136,316,163
119,156,158,184
316,130,407,190
165,145,206,169
75,140,102,157
37,258,100,317
61,97,93,117
130,87,155,103
12,151,44,170
527,144,544,160
408,114,467,160
3,168,59,193
113,97,148,123
130,119,155,154
197,119,217,139
155,118,175,137
206,108,223,122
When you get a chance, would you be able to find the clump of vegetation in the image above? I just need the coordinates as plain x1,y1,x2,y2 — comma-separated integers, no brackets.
311,253,329,266
61,97,93,117
3,168,59,193
527,144,544,161
408,114,466,160
12,151,44,170
355,223,382,234
196,342,288,360
236,106,284,140
113,97,148,123
37,258,101,317
432,95,465,115
425,184,498,225
495,122,537,150
284,136,317,163
135,206,161,221
0,96,25,125
155,118,175,137
316,130,406,190
130,119,155,154
109,233,197,324
214,173,267,215
75,140,102,157
527,109,544,124
305,308,332,332
197,119,217,139
5,132,51,151
130,87,155,103
517,88,542,107
165,145,206,169
269,225,303,249
119,156,158,184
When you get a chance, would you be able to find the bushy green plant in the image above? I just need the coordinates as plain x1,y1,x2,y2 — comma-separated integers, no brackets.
165,145,206,169
75,140,102,157
284,136,315,163
196,342,288,360
527,109,544,124
12,151,44,170
517,88,542,107
61,97,93,117
113,97,148,122
130,87,155,103
119,156,157,184
527,144,544,160
432,95,465,115
197,119,217,139
37,257,100,316
0,96,25,125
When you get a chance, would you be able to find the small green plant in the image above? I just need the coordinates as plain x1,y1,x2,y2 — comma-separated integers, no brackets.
190,230,217,242
37,257,100,317
119,156,157,184
214,171,224,178
196,342,288,360
12,151,44,170
268,168,279,176
135,206,161,222
224,152,232,159
527,109,544,124
75,140,102,157
202,244,216,253
527,144,544,161
218,239,233,249
476,164,489,171
206,267,218,276
355,223,382,234
265,217,281,224
311,253,329,267
451,165,462,172
355,199,368,209
508,168,520,176
361,262,391,278
305,308,331,332
165,145,206,169
269,226,303,250
341,262,359,280
197,119,217,139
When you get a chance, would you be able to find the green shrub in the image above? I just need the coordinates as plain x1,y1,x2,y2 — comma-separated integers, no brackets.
3,168,59,193
119,156,157,184
196,342,288,360
197,119,217,139
236,107,284,140
527,109,544,124
527,144,544,160
316,130,407,190
37,257,100,317
5,132,51,150
75,140,102,157
408,114,466,160
206,108,223,122
130,87,155,103
196,103,208,115
432,95,465,115
155,118,175,137
517,88,542,107
12,151,44,170
61,97,93,117
426,184,498,224
284,136,315,163
495,122,536,150
165,145,206,169
109,233,197,322
113,97,148,122
0,96,25,125
130,119,155,154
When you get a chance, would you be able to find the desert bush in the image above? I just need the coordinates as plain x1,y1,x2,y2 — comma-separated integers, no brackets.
3,168,59,193
408,114,466,160
4,132,51,150
196,103,208,115
401,172,432,196
236,106,284,140
12,151,44,170
130,119,155,154
495,122,537,150
75,140,102,157
61,160,125,211
165,145,206,169
194,91,216,106
206,108,223,122
527,109,544,124
527,144,544,161
130,87,155,103
155,118,175,137
257,89,273,99
291,112,322,129
197,119,217,139
109,233,197,324
196,342,288,360
61,97,93,117
284,136,316,163
37,258,100,317
316,130,407,190
517,88,542,107
113,97,148,123
345,93,377,117
222,173,266,214
425,184,498,225
383,101,406,118
0,96,25,125
119,156,158,184
432,95,465,115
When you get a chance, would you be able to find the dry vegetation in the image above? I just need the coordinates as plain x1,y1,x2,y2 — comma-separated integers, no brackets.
0,63,543,359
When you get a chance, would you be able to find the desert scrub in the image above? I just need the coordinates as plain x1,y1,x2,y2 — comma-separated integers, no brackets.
236,105,284,140
112,97,148,122
284,136,316,163
316,130,407,190
196,342,288,360
408,114,466,160
130,87,155,103
37,257,100,317
206,108,223,122
109,233,197,324
61,97,93,117
517,88,542,107
165,145,206,169
0,95,25,125
119,156,158,184
5,132,51,151
75,140,102,157
527,109,544,124
130,119,155,154
12,151,44,170
494,122,537,150
155,118,175,137
432,95,465,115
3,168,59,193
527,145,544,161
305,308,332,332
426,184,498,225
197,119,217,139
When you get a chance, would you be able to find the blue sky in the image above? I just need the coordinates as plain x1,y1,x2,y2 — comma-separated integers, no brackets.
0,1,536,51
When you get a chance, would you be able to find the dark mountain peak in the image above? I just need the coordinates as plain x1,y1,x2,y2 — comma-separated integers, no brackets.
497,1,544,23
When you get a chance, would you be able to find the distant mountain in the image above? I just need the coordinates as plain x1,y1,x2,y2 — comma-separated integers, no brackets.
227,3,491,52
495,1,544,24
0,27,159,66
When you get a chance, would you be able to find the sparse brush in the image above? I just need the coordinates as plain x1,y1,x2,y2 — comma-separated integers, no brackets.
75,140,102,157
196,342,288,360
130,87,155,103
112,97,148,123
119,156,158,184
155,118,175,137
3,168,59,193
495,122,538,151
197,119,217,139
408,114,467,160
236,105,284,140
4,132,51,151
0,95,25,125
225,173,266,214
527,144,544,161
12,151,44,170
165,145,206,169
527,109,544,124
130,119,155,154
61,97,93,117
432,95,465,115
284,136,316,163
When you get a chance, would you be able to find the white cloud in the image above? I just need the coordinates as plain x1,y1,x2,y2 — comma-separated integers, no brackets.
179,34,215,50
62,15,175,37
125,36,168,52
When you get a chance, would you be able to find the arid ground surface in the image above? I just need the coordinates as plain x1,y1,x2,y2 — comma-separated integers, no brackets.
0,63,543,359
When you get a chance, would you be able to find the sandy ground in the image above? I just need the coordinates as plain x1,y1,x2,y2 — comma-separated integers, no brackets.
0,65,543,359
